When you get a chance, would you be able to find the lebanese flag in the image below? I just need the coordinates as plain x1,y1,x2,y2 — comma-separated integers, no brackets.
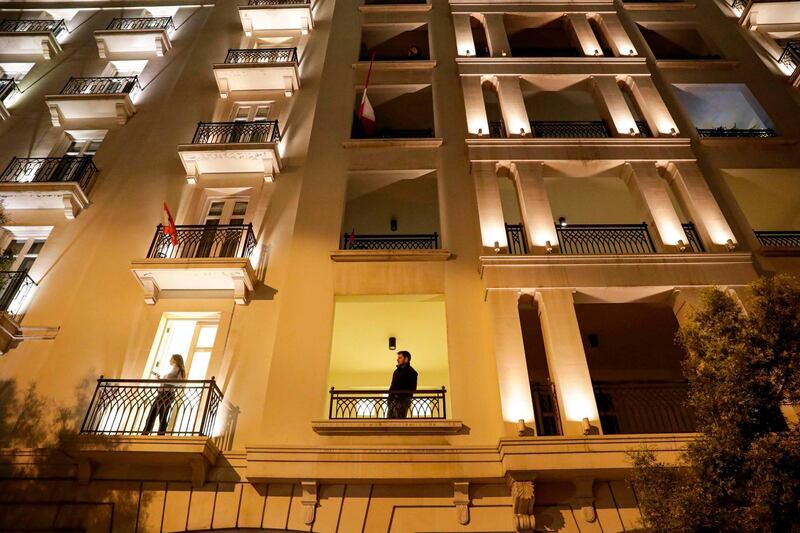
162,201,178,246
358,52,376,135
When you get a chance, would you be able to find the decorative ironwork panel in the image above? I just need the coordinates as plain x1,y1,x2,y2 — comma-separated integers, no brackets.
80,378,226,442
754,231,800,248
249,0,310,4
147,224,257,259
505,223,529,255
488,121,506,138
0,19,66,33
779,41,800,73
224,47,298,64
531,381,562,436
0,79,19,102
191,121,281,144
697,127,775,138
106,17,174,31
530,121,611,138
60,76,141,96
0,156,97,190
635,120,653,137
328,387,447,419
593,380,696,434
0,271,35,321
681,222,705,253
556,223,656,254
341,233,439,250
729,0,747,11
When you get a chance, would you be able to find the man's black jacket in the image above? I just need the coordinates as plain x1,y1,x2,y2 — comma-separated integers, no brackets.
389,364,418,393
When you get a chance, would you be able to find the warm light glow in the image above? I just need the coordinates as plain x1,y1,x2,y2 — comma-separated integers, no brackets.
559,381,597,422
482,225,507,250
501,385,535,423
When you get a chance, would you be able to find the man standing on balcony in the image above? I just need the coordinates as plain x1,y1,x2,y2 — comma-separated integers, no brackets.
388,350,418,419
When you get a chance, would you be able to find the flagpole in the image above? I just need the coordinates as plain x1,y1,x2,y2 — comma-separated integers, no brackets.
358,51,376,119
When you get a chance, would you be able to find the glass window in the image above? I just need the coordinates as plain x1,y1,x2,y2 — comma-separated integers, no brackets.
148,318,219,380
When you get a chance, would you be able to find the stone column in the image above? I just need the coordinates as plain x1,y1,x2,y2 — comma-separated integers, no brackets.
596,13,637,57
472,161,508,251
496,76,530,137
566,14,603,57
512,161,558,252
624,161,688,251
535,290,601,436
664,161,737,251
461,76,489,136
626,76,679,137
487,289,535,433
482,13,510,57
453,14,476,56
591,76,641,137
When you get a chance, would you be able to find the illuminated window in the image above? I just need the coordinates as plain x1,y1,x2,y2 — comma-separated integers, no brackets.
146,317,220,380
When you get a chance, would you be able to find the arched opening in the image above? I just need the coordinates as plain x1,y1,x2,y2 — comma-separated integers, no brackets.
470,15,490,57
481,80,504,138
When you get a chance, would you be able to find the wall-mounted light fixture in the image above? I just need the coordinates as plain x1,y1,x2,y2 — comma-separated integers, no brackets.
494,240,501,254
477,127,484,136
558,217,567,227
390,217,398,232
726,239,736,251
581,417,592,435
545,240,553,254
677,239,687,252
389,336,396,351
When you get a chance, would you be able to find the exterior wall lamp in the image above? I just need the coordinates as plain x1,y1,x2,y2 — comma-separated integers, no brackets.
494,240,501,253
558,217,567,227
389,336,396,351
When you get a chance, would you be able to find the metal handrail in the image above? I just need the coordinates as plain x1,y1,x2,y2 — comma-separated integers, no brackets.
328,387,447,419
681,222,705,252
59,76,141,96
0,79,19,102
147,223,257,260
505,223,528,255
593,379,695,435
341,232,439,250
224,47,298,64
0,156,98,190
191,121,282,144
530,381,562,436
697,127,775,138
556,223,657,254
531,120,611,138
106,17,174,31
754,230,800,247
779,40,799,73
0,271,36,321
0,19,66,33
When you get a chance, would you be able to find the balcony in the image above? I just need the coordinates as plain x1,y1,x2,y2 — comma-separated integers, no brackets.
0,79,19,120
73,377,232,486
239,0,313,35
130,224,258,304
177,121,282,182
754,230,800,254
341,232,439,250
696,127,776,138
213,47,300,98
505,223,529,255
44,76,140,127
556,223,657,254
530,121,611,138
594,380,696,434
94,17,174,58
779,41,799,85
0,156,97,218
0,271,37,354
0,19,65,59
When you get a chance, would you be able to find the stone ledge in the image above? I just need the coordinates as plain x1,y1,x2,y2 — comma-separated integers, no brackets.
352,60,436,70
757,247,800,257
342,138,443,149
358,3,431,13
311,419,464,435
330,249,451,262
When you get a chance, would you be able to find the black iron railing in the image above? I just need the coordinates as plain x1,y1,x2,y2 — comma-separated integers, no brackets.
0,19,66,34
488,120,506,138
593,380,696,434
106,17,174,31
328,387,447,419
681,222,705,252
697,127,776,138
754,231,800,248
505,223,529,255
147,224,257,259
0,79,18,102
353,127,435,139
556,223,656,254
531,381,562,436
779,40,799,73
0,156,97,190
341,233,439,250
224,47,298,64
191,121,281,144
249,0,310,4
728,0,747,11
80,377,224,439
0,271,36,321
59,76,140,96
635,120,653,137
531,121,611,138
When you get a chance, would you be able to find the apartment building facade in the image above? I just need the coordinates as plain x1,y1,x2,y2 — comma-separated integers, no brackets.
0,0,797,530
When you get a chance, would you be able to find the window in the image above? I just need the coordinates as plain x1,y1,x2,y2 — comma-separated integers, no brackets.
203,198,249,225
4,238,46,272
146,317,220,380
231,103,271,122
65,139,102,157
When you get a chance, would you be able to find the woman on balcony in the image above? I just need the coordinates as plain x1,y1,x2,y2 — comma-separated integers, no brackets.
142,354,186,435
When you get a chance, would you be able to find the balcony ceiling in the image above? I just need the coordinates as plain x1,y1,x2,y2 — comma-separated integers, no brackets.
44,93,136,127
94,28,172,58
0,32,60,59
178,143,282,181
213,62,300,97
0,182,89,218
239,5,313,33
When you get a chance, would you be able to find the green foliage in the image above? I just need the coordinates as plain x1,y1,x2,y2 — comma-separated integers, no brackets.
629,275,800,533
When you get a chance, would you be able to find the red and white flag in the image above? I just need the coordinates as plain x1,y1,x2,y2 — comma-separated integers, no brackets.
162,201,178,246
358,52,376,135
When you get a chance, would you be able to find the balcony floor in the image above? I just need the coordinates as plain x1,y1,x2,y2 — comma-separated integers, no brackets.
178,142,281,181
44,93,136,127
0,32,61,59
238,5,314,33
0,181,90,218
213,62,300,97
93,28,172,58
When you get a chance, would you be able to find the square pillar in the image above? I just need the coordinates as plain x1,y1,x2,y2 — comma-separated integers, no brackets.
496,76,530,137
596,13,637,57
591,76,640,137
664,161,737,251
472,161,508,252
453,14,476,56
624,161,688,251
487,290,535,433
512,161,558,252
566,14,603,57
462,76,489,136
534,290,601,436
482,13,510,58
626,76,679,136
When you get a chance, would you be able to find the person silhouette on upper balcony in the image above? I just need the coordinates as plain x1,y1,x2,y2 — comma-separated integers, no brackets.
388,350,418,419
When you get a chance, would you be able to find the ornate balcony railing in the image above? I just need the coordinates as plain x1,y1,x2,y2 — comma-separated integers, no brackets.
488,120,506,138
697,127,776,138
341,232,439,250
80,378,225,440
635,120,653,137
754,230,800,248
191,121,281,144
0,156,97,190
328,387,447,419
531,120,611,138
0,271,36,321
681,222,705,252
0,19,66,34
505,223,529,255
248,0,310,4
106,17,174,31
59,76,141,96
556,223,657,254
531,381,562,436
593,380,696,434
147,224,257,260
224,47,298,64
0,79,19,102
779,40,799,73
728,0,748,11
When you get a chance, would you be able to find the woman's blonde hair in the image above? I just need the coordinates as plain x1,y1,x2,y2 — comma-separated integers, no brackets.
170,354,186,379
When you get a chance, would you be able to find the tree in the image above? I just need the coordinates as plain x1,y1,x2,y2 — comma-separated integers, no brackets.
629,275,800,532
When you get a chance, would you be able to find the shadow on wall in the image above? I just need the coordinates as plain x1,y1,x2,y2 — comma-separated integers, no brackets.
0,375,151,530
